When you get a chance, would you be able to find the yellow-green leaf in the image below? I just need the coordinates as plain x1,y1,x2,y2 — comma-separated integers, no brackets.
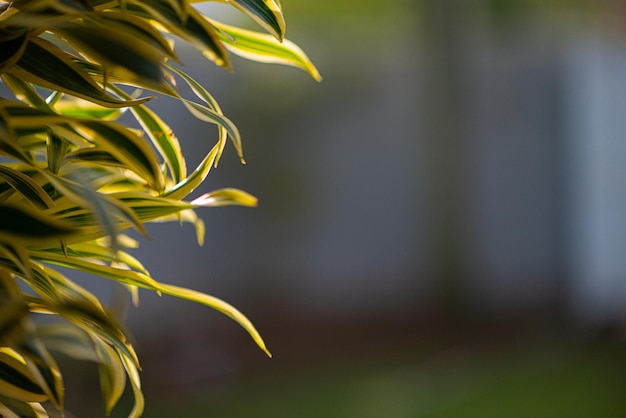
0,350,46,404
191,188,258,207
212,19,322,81
157,283,272,358
92,338,126,415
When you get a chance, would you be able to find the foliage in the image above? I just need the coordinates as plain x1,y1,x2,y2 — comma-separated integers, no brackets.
0,0,319,416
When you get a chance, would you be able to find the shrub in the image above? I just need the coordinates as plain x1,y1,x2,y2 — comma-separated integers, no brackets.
0,0,319,416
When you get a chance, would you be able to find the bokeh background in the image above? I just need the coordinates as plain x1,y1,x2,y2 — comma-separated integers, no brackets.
67,1,626,416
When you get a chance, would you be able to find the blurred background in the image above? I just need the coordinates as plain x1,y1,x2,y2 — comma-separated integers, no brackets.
68,0,626,416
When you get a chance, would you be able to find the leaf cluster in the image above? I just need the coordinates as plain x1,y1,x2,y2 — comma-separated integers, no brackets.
0,0,319,416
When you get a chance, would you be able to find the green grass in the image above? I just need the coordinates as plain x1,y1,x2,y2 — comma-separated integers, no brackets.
141,338,626,418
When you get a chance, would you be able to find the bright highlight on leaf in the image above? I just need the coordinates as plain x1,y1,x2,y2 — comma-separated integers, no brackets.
0,0,318,416
211,20,323,82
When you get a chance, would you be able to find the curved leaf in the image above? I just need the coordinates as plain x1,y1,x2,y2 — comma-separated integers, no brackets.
73,120,165,191
212,0,285,40
9,37,148,108
191,188,258,207
120,352,144,418
157,283,271,358
0,166,54,210
211,19,322,81
49,18,171,91
18,339,64,409
162,143,218,200
110,86,186,184
92,338,126,415
0,30,28,73
0,350,46,404
29,251,271,357
166,64,235,165
0,204,76,241
124,1,230,68
0,394,49,418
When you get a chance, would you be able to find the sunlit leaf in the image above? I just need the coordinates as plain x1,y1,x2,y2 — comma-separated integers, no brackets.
0,0,316,413
211,19,322,81
209,0,285,40
157,283,272,358
30,250,271,356
191,188,258,207
92,338,126,415
54,97,122,121
124,1,230,68
166,64,235,165
0,74,51,111
120,352,144,418
162,144,218,200
110,85,186,184
0,349,46,404
72,121,165,191
0,394,49,418
18,338,64,409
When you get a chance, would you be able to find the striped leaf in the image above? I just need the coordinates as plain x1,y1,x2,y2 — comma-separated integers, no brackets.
9,38,146,108
0,0,318,414
124,1,230,68
211,19,322,82
0,349,46,404
0,204,76,242
0,166,54,210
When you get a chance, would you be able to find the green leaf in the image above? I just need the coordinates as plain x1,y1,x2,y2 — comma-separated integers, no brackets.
46,242,150,275
0,30,28,73
18,338,64,409
157,283,272,358
180,99,242,162
64,148,128,168
0,204,76,242
92,338,126,415
0,74,51,111
49,18,170,91
74,121,165,191
0,350,47,404
125,1,230,68
162,144,218,200
112,191,196,221
36,324,99,363
46,130,69,175
28,252,160,292
209,0,285,40
25,294,139,369
191,188,258,207
41,173,148,252
110,86,186,184
54,96,122,120
0,394,49,418
0,165,54,210
149,208,205,246
9,37,148,108
0,299,29,347
120,352,144,418
166,64,235,165
0,241,32,282
29,251,271,357
211,19,322,81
